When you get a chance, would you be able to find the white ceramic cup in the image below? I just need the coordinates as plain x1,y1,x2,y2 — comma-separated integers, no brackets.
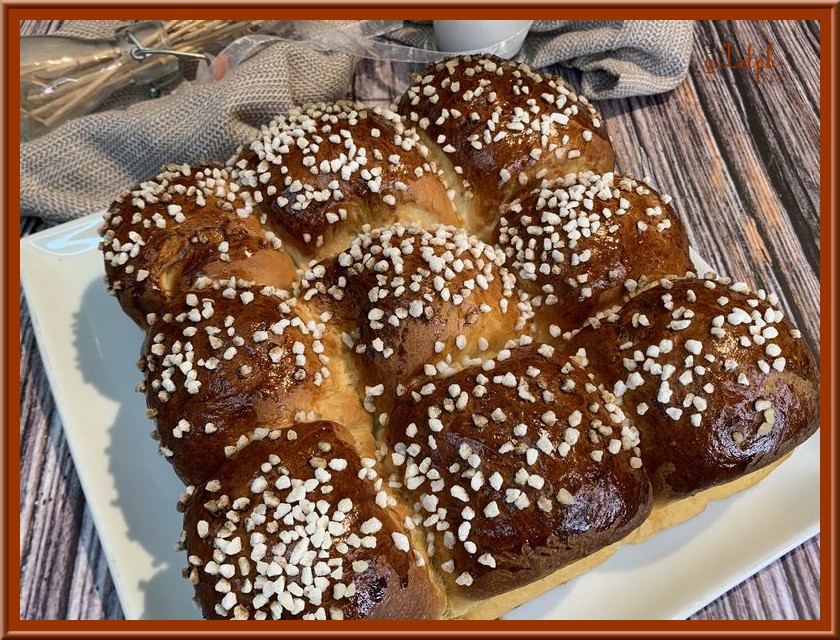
433,20,533,58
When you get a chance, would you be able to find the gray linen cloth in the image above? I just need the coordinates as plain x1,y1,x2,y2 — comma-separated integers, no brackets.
390,20,694,98
526,21,694,97
20,21,356,223
20,20,694,224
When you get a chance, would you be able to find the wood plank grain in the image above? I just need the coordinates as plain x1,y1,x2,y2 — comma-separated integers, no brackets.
599,20,820,361
692,538,821,620
595,22,822,619
20,297,83,619
694,21,820,275
18,19,64,36
18,19,821,621
780,537,821,618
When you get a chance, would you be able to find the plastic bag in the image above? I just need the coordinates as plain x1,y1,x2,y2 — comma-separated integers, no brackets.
196,20,533,83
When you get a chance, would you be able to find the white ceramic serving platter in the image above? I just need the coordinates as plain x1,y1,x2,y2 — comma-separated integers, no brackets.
20,214,820,620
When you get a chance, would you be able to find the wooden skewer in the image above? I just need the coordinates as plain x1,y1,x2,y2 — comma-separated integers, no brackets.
20,48,121,80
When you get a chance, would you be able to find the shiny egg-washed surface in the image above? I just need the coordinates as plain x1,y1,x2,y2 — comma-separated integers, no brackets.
97,54,820,620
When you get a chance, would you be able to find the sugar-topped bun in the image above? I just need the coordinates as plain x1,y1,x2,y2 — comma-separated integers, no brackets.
384,343,652,605
183,421,446,620
397,55,614,236
227,101,462,261
140,283,366,486
566,276,819,498
496,172,693,340
300,224,532,416
99,54,819,621
100,163,297,328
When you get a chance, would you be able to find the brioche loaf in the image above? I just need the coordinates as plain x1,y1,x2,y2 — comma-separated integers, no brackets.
99,54,819,620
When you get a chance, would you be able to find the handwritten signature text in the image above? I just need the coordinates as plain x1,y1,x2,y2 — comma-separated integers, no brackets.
704,43,777,84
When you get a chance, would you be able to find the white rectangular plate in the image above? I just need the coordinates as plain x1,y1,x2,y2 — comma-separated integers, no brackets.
20,214,819,620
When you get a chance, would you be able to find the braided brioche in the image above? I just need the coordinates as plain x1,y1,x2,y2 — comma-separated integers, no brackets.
98,54,819,620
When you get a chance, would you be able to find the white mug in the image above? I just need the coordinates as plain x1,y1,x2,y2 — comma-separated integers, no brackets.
433,20,533,59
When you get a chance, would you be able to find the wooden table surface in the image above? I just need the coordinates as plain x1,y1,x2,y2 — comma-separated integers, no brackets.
19,20,821,620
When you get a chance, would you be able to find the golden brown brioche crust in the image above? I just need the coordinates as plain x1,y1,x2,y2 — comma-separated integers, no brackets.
384,343,653,600
397,55,614,235
140,283,365,486
100,164,297,329
496,172,693,340
299,224,532,417
566,276,819,498
227,102,462,261
97,53,822,620
182,421,446,620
